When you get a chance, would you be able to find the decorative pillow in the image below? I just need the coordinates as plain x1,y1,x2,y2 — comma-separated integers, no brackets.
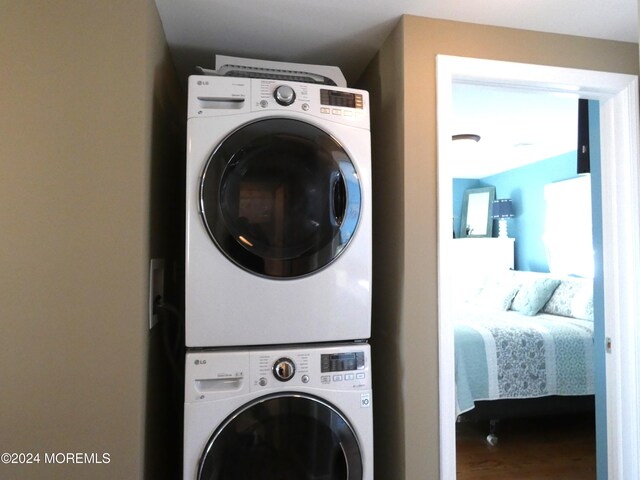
571,287,594,321
510,278,561,316
543,279,594,321
474,275,520,311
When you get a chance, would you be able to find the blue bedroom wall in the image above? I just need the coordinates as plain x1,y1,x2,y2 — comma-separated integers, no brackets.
480,152,578,271
453,151,579,272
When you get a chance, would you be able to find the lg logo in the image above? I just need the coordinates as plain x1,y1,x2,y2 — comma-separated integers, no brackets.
194,359,207,365
196,80,210,86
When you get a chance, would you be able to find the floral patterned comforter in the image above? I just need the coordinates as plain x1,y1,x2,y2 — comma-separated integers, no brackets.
454,307,594,415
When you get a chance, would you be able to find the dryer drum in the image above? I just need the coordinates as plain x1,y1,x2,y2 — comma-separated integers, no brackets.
200,118,362,279
197,393,363,480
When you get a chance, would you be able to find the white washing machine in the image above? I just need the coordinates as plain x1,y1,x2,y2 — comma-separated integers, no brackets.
183,343,373,480
186,76,371,347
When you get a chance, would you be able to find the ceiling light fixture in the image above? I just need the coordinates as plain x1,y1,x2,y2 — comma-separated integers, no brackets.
452,134,481,142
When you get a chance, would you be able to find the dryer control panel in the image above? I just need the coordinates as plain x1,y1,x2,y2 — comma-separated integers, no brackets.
187,75,370,130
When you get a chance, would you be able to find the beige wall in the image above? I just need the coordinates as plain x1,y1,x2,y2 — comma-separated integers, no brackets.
0,1,182,479
357,22,408,480
359,15,638,480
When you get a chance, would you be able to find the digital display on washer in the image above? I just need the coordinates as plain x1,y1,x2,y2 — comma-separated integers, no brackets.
321,352,365,372
320,89,363,109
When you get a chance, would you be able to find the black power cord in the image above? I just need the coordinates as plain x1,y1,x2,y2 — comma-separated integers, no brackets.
154,297,183,352
153,296,184,406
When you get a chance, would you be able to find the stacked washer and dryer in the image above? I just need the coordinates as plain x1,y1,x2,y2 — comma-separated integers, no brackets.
183,60,373,480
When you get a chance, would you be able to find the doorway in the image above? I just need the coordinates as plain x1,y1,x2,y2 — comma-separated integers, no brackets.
436,56,640,479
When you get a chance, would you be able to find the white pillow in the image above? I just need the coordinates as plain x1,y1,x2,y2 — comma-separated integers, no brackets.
474,275,520,311
542,278,594,321
510,278,561,316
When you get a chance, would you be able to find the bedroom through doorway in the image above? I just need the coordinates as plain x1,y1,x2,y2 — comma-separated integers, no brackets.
448,81,599,478
436,55,640,480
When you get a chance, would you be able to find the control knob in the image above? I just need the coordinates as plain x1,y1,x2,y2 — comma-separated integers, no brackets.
273,357,296,382
274,85,296,106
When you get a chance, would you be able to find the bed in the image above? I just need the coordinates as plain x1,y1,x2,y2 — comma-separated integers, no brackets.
454,270,595,440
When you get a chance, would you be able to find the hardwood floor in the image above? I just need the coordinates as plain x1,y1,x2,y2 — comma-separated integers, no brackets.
456,414,596,479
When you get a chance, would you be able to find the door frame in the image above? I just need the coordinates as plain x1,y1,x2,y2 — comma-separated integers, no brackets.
436,55,640,479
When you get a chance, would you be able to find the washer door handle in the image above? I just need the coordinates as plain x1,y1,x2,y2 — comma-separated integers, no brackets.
331,172,346,227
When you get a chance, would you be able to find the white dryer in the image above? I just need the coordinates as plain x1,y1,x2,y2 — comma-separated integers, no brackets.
186,76,371,347
183,343,373,480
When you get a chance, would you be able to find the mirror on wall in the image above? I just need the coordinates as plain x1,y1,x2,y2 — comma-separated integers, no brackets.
459,186,496,237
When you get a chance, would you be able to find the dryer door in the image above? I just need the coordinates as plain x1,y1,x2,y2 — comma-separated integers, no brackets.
197,393,363,480
200,118,362,279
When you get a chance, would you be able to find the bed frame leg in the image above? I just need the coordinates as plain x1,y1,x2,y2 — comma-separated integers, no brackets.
486,419,499,446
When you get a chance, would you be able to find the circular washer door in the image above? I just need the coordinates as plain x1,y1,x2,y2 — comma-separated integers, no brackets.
197,393,363,480
200,118,362,279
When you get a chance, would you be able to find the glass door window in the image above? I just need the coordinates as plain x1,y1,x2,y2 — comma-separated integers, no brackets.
200,118,362,279
198,393,362,480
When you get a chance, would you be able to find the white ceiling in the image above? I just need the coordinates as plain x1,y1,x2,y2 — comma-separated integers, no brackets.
450,83,579,178
154,0,637,87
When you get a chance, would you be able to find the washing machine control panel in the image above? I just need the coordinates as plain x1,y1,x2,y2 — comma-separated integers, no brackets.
320,351,365,372
186,346,371,403
252,346,370,391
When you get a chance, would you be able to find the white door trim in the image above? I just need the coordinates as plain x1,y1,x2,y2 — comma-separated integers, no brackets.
599,79,640,478
436,55,640,480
